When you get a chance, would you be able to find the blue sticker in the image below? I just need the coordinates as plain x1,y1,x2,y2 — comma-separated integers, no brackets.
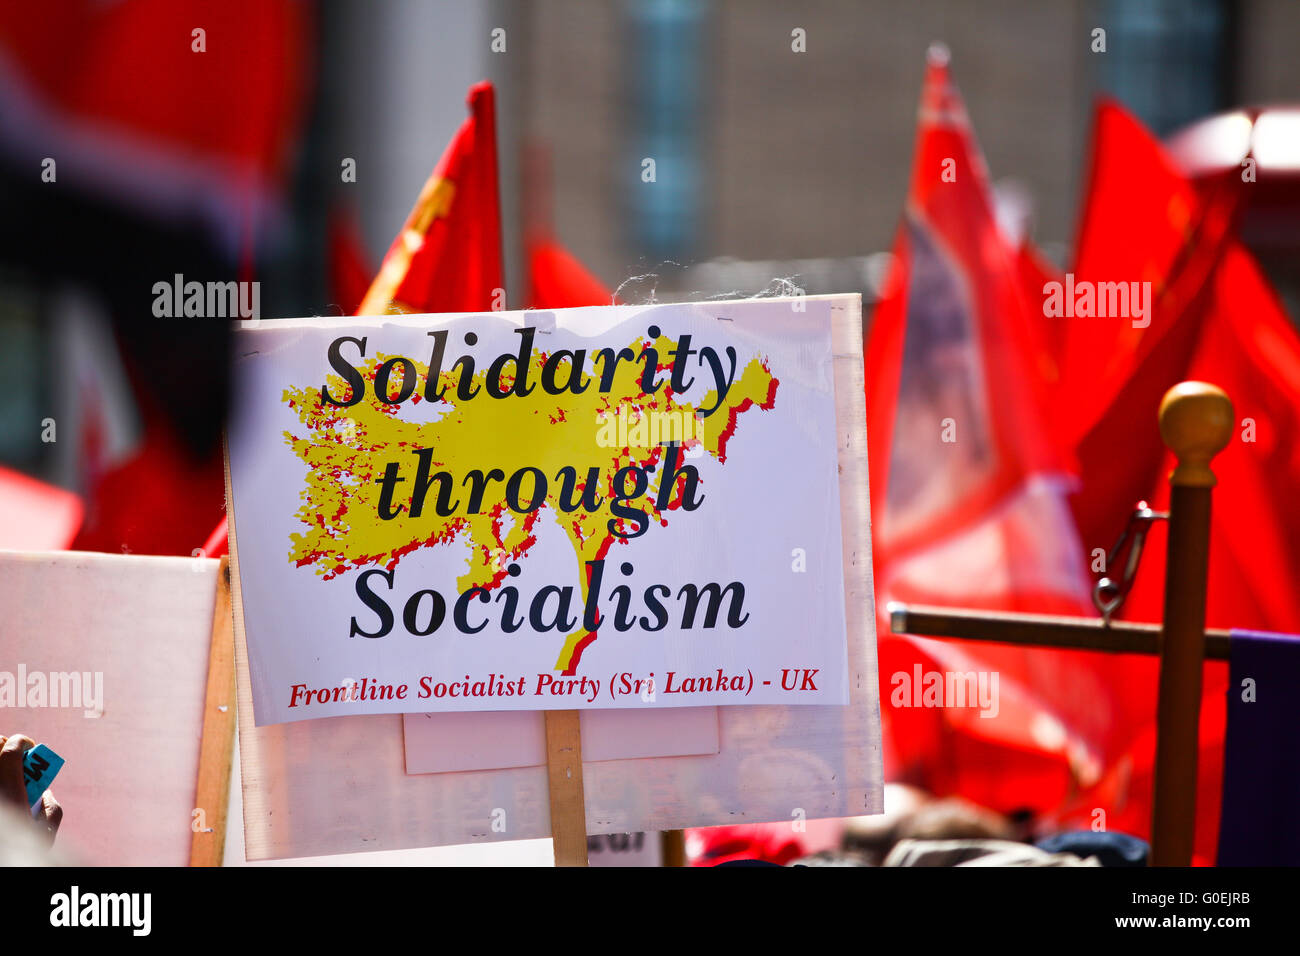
23,744,64,809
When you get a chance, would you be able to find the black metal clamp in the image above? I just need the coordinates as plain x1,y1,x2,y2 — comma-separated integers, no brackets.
1093,501,1168,626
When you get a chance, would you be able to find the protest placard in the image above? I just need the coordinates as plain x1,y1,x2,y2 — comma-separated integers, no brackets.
224,294,882,857
227,297,855,724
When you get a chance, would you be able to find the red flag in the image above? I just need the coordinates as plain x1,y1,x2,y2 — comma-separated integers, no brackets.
327,202,374,316
866,48,1140,814
1061,101,1294,632
526,235,614,309
2,0,308,559
1140,255,1300,864
205,82,505,558
357,82,502,315
1062,101,1290,630
1013,240,1068,388
1057,103,1300,863
1189,252,1300,634
71,420,226,557
1056,100,1207,443
0,0,309,251
201,517,229,559
1064,102,1244,555
867,49,1073,577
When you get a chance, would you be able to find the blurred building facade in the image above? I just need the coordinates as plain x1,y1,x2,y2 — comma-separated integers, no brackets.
500,0,1300,305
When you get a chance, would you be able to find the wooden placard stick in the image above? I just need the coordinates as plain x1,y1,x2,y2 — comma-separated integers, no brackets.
544,709,589,866
1150,382,1233,867
189,555,238,867
661,829,687,867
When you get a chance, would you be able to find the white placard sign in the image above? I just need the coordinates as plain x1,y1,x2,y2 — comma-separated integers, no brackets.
0,551,219,866
229,293,880,859
227,298,853,725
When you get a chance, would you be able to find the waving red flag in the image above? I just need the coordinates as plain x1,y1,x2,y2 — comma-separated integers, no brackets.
2,0,308,559
526,235,615,310
1056,101,1211,442
0,0,308,252
866,47,1137,814
1048,100,1300,862
1064,102,1244,558
327,202,374,316
207,82,505,558
357,82,503,315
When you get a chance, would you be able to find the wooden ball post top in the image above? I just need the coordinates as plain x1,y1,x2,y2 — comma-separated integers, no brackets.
1152,381,1233,867
1159,381,1235,489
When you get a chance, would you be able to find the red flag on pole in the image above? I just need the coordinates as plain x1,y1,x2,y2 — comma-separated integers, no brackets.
867,48,1088,610
1064,102,1244,558
327,202,374,317
526,236,614,310
1060,100,1299,634
1088,242,1300,653
1048,101,1300,863
0,0,309,253
357,82,503,316
866,47,1136,814
205,82,505,558
1187,250,1300,634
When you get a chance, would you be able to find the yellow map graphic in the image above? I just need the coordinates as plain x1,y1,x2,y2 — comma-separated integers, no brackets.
282,333,777,672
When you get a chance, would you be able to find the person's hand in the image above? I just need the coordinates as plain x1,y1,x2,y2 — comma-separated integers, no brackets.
0,734,62,844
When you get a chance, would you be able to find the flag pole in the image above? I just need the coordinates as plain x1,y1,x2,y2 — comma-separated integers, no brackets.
1150,382,1233,866
888,604,1232,659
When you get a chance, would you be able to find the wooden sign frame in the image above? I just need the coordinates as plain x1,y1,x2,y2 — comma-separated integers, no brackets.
189,556,237,866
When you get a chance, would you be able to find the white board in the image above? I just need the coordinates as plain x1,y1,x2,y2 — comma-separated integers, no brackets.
0,550,218,866
229,294,882,860
226,298,853,723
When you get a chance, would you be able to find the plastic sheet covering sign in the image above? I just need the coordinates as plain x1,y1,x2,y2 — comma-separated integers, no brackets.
226,296,864,726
